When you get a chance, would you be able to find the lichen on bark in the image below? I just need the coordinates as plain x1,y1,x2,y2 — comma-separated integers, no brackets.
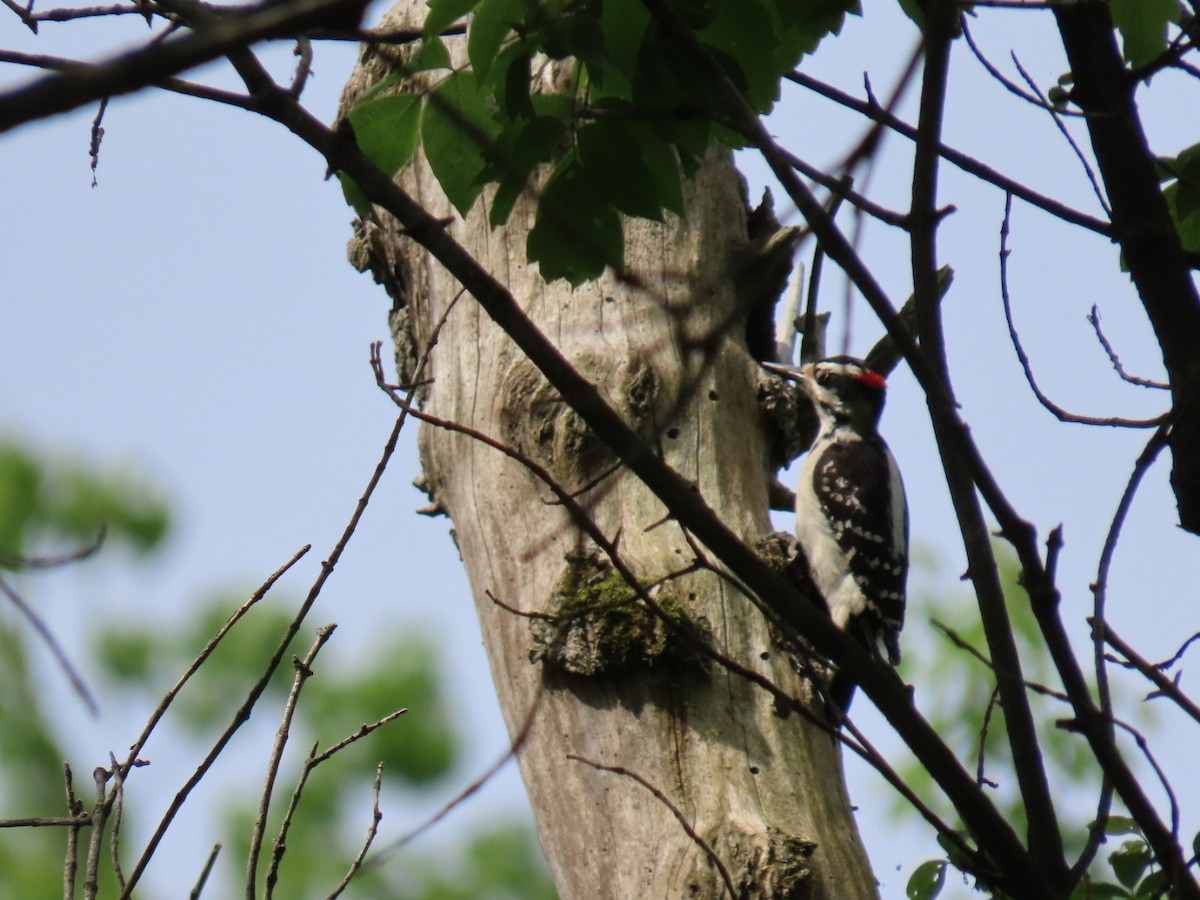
532,550,711,679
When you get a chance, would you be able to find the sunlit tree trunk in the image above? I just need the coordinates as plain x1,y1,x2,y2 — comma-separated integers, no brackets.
344,5,877,896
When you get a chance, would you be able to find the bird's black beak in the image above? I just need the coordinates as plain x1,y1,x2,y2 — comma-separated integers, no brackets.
761,361,806,383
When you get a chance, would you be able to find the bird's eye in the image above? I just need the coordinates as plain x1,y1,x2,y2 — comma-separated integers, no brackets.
816,369,836,386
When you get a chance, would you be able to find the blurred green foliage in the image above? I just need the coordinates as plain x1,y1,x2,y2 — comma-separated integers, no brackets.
899,545,1162,898
0,439,555,898
0,441,169,559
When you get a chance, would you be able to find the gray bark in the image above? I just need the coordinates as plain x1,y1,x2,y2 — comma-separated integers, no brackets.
343,7,878,896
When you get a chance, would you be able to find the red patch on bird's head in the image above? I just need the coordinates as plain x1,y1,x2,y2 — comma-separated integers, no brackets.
854,370,887,390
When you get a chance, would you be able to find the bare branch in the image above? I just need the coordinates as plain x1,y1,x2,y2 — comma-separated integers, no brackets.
999,193,1167,428
1009,52,1109,216
1158,632,1200,670
121,367,408,899
118,544,311,781
0,0,371,133
246,624,337,898
0,526,105,570
189,844,221,900
0,815,92,827
83,767,111,900
1087,305,1170,390
0,575,98,716
265,708,407,896
960,17,1087,117
367,685,545,864
568,755,738,899
1071,430,1169,880
785,69,1114,237
64,764,83,900
1100,622,1200,726
325,763,384,899
108,753,126,893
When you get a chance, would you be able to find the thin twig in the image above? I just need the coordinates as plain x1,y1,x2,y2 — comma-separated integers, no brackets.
64,763,83,900
1087,306,1170,390
246,624,337,899
1103,718,1180,844
0,815,91,828
568,755,738,899
28,2,164,21
120,378,406,900
83,767,111,900
289,36,312,98
1158,633,1200,671
976,688,1001,790
0,575,98,715
932,620,1070,703
960,17,1086,116
801,182,849,362
326,763,384,899
999,193,1166,428
89,96,107,186
1009,52,1109,215
1099,623,1200,726
366,684,545,863
118,545,311,780
265,709,407,896
785,70,1113,237
189,844,221,900
1077,424,1169,876
0,526,105,570
108,753,126,892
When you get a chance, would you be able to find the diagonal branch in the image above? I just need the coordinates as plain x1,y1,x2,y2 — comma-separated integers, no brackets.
999,193,1166,428
785,69,1113,237
1054,3,1200,536
910,3,1066,887
0,0,370,133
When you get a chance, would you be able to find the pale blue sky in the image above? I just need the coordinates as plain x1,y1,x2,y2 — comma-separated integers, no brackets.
3,3,1197,897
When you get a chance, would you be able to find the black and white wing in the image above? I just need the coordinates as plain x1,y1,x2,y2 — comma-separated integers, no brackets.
811,436,908,664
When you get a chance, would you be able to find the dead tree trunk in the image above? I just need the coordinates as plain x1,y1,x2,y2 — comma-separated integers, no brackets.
344,6,877,896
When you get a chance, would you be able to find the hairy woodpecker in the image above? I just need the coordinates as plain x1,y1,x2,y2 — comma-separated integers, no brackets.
765,356,908,714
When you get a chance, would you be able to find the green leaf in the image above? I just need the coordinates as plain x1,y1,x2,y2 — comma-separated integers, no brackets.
0,445,40,556
501,50,535,119
339,173,374,221
353,71,405,106
424,0,479,36
906,860,946,900
487,114,568,227
415,34,452,71
1109,0,1179,69
1163,143,1200,252
1103,816,1142,836
468,0,524,83
576,119,682,220
894,0,923,29
603,0,652,74
528,153,624,285
698,0,782,112
1109,840,1152,889
776,0,862,62
348,92,423,177
1135,870,1171,899
422,71,503,216
97,631,157,682
1076,883,1134,899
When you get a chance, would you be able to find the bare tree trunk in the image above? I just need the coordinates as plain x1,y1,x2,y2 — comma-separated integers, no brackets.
344,7,877,896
